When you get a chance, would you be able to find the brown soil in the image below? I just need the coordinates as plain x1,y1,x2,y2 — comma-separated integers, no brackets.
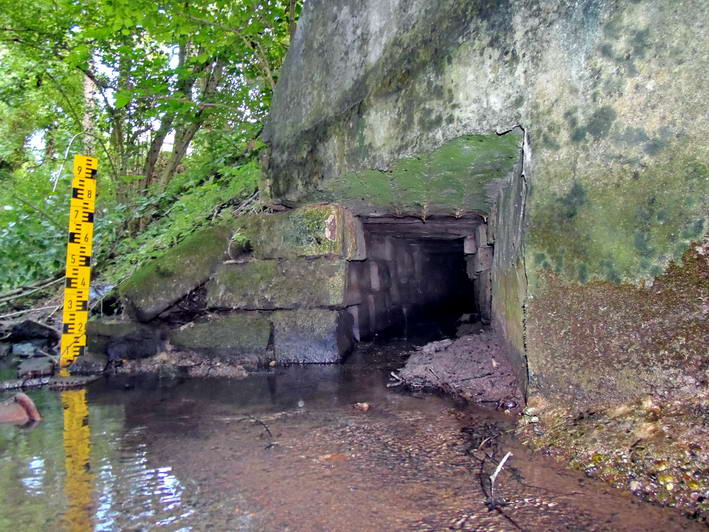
518,389,709,523
395,330,523,408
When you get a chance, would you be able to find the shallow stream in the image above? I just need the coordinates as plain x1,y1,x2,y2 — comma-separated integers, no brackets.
0,343,701,531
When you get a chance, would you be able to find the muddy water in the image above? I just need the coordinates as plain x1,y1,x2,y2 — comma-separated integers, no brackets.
0,343,701,531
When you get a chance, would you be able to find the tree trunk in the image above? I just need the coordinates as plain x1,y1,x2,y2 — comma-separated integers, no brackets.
82,73,96,154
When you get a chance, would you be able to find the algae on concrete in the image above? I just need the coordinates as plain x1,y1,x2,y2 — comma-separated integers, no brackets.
87,320,162,358
206,258,349,310
233,204,364,259
311,134,522,216
168,314,271,360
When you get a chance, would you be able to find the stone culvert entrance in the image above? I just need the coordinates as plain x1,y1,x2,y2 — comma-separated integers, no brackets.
347,216,492,343
97,131,528,394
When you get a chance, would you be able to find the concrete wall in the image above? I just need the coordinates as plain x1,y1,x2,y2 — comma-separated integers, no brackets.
265,0,709,404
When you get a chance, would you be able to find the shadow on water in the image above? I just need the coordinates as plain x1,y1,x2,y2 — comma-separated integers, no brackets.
0,342,703,531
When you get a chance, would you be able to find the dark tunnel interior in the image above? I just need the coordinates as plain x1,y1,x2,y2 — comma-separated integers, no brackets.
345,216,492,345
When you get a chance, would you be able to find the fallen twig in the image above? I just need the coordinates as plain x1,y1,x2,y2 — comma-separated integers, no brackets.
0,276,64,305
0,306,59,320
0,375,100,391
239,414,278,450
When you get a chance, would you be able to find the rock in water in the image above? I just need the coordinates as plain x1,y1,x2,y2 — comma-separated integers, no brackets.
0,393,41,425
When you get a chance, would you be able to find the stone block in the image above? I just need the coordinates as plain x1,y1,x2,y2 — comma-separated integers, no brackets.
119,222,234,321
369,261,391,292
466,255,477,279
168,314,271,360
473,246,494,273
233,204,364,260
18,357,54,378
367,234,395,261
395,247,414,281
367,293,391,331
475,270,492,324
464,234,477,254
11,342,39,358
344,261,369,305
342,208,367,260
476,224,488,248
272,309,353,363
206,258,348,310
87,320,163,360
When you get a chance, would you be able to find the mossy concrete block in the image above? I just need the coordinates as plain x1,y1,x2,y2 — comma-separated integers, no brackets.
233,204,365,259
87,320,163,360
119,223,234,322
168,314,272,360
206,258,349,310
272,309,354,363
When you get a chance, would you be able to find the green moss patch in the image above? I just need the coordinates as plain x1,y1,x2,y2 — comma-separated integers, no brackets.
312,133,521,215
119,222,234,321
528,140,708,284
168,313,271,359
234,205,343,259
206,258,348,310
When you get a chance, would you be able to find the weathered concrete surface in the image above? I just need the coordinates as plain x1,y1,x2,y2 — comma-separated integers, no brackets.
272,309,354,363
120,223,234,322
527,240,709,404
266,0,709,403
168,314,272,362
234,204,365,260
206,258,349,310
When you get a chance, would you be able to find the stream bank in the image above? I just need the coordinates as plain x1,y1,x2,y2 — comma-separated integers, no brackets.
0,342,702,531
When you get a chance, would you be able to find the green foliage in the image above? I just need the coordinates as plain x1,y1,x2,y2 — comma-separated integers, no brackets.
104,160,260,283
0,0,301,292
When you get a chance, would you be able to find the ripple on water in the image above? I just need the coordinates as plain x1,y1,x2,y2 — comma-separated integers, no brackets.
0,342,703,531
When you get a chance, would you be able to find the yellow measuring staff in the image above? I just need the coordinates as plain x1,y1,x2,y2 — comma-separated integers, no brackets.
60,155,98,369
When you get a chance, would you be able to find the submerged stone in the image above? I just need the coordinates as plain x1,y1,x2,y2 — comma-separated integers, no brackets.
206,258,349,310
168,314,271,362
272,309,354,363
87,320,163,360
119,223,234,322
17,357,54,378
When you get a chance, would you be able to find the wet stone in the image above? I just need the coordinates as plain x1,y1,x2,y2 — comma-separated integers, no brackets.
272,309,354,363
9,319,60,343
17,357,54,378
0,343,11,359
11,342,40,358
87,320,163,360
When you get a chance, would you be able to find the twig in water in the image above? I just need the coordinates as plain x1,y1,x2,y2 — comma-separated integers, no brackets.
239,414,278,450
387,371,404,387
489,451,513,508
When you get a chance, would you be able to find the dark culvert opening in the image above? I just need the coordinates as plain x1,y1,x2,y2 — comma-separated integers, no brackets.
345,216,492,345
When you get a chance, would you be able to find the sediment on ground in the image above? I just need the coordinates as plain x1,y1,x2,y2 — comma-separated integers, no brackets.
395,330,523,409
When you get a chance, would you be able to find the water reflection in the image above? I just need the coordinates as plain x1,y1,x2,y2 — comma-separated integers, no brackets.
0,387,198,530
61,389,93,531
